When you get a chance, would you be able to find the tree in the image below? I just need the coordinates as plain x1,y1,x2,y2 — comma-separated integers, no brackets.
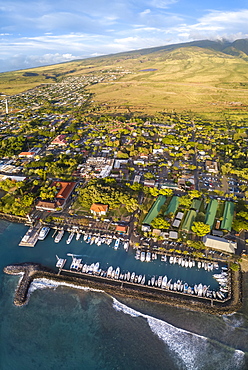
191,221,210,237
159,188,173,196
151,217,170,229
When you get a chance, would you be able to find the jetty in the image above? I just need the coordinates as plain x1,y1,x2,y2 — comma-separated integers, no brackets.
19,223,42,247
3,262,242,315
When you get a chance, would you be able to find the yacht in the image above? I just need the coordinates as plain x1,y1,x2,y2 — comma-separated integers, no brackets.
55,256,66,269
161,276,168,289
157,276,163,288
135,250,141,260
76,232,81,241
38,226,50,240
107,266,113,278
141,275,146,285
140,252,146,262
66,232,75,245
145,252,151,262
123,241,129,251
130,272,135,282
54,229,64,243
114,238,120,250
126,271,131,281
115,267,121,279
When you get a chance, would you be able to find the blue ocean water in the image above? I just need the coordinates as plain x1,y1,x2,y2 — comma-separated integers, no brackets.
0,220,248,370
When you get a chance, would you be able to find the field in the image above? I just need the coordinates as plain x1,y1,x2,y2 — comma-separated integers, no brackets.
1,45,248,113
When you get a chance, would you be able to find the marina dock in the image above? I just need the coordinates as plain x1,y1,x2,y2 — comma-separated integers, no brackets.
19,223,42,247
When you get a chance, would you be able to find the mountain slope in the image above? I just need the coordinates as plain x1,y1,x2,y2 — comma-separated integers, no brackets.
1,39,248,113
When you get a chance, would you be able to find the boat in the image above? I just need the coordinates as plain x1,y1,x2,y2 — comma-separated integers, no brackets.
140,252,146,262
93,262,100,274
197,283,203,297
169,256,174,264
87,234,92,243
161,275,168,289
114,238,120,250
90,236,95,245
188,260,193,268
198,261,201,269
66,232,75,244
135,250,141,260
183,283,188,292
145,252,151,262
70,258,82,270
38,226,50,240
83,233,88,241
181,259,185,267
138,275,142,283
123,241,129,251
157,276,163,288
161,255,166,262
130,272,135,282
151,276,155,286
115,267,121,279
55,256,66,269
54,229,64,243
107,266,113,277
194,284,198,295
76,232,81,241
82,264,87,273
141,275,146,285
184,260,189,268
126,271,131,281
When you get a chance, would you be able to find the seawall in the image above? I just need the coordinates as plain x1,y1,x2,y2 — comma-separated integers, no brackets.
3,262,242,314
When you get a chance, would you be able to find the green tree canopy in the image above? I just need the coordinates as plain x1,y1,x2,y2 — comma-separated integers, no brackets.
191,221,210,237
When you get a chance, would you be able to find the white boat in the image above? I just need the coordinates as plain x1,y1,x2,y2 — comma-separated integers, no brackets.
93,262,100,274
83,233,88,241
115,267,121,279
90,236,95,245
161,255,167,262
66,232,75,244
138,275,142,283
126,271,131,281
169,256,174,264
141,275,146,285
135,250,141,260
123,241,129,251
157,276,163,288
188,260,193,268
107,266,113,277
151,276,155,286
184,260,189,268
146,252,151,262
114,239,120,250
197,283,203,297
140,252,146,262
161,275,168,289
82,264,87,273
38,226,50,240
55,256,66,269
76,232,81,241
54,229,64,243
130,272,135,282
181,259,185,267
198,261,201,269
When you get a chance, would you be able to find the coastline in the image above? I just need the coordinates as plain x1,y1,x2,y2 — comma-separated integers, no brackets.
4,262,242,315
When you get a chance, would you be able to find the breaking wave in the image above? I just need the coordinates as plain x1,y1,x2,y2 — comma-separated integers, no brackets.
27,278,246,370
113,298,246,370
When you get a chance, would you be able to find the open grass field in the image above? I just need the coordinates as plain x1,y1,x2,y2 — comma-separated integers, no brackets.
1,44,248,113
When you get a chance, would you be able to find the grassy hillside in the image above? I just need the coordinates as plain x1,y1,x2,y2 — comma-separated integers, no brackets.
1,40,248,113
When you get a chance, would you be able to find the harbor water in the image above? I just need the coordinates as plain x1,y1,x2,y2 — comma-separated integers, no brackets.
0,220,248,369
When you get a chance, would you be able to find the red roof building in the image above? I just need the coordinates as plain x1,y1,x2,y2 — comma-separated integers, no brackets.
51,134,67,146
90,203,108,216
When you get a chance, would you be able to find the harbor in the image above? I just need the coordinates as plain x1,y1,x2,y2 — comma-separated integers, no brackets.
16,223,234,307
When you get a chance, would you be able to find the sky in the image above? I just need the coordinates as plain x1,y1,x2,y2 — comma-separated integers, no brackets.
0,0,248,72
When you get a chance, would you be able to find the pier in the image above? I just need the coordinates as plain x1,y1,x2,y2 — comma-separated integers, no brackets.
19,223,42,247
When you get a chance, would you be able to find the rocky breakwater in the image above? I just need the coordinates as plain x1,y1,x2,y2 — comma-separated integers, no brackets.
3,262,54,306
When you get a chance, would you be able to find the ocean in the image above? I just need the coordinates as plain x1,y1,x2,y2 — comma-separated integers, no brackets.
0,220,247,370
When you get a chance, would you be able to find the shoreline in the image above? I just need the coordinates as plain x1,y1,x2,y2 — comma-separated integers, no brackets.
4,262,242,315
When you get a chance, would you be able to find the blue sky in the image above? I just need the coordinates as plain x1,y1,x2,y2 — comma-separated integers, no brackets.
1,0,248,72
